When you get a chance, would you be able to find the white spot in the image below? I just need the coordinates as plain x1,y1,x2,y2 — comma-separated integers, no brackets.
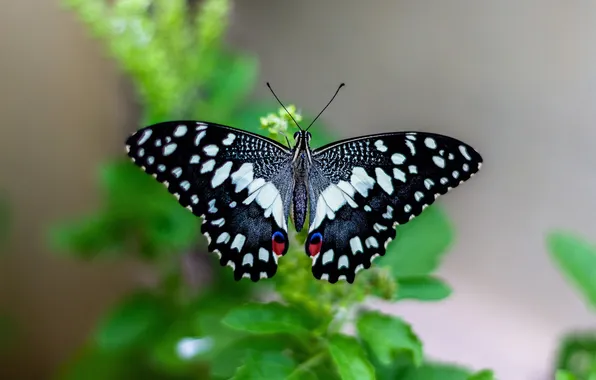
364,205,372,212
440,177,449,185
147,156,155,165
137,129,152,145
448,153,455,160
404,204,412,213
424,137,437,149
203,145,219,157
453,170,460,179
406,140,416,155
391,153,406,165
338,255,349,269
138,148,145,157
211,161,233,188
463,163,469,172
194,131,206,146
321,274,329,281
415,191,424,201
350,167,376,197
176,337,213,360
155,139,162,147
180,181,190,191
311,182,360,231
174,125,188,137
350,237,363,254
382,206,393,219
166,137,172,143
172,167,182,178
424,178,434,189
229,201,237,208
222,133,236,146
322,250,334,265
375,168,393,195
201,159,215,173
374,140,388,152
242,253,254,267
226,261,235,270
409,165,418,174
157,164,166,172
217,232,230,244
243,180,285,231
459,145,472,160
163,143,177,156
208,199,218,213
196,123,208,131
337,180,356,198
231,234,246,252
211,218,225,227
393,168,406,182
190,155,200,164
432,156,445,168
373,223,387,233
365,237,379,249
231,163,254,193
191,195,199,204
406,134,417,141
259,248,269,262
260,272,268,279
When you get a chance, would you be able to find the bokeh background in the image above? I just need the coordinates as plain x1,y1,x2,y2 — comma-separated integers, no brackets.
1,1,596,379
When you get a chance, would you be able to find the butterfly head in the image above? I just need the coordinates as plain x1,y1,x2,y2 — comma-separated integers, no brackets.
292,130,312,163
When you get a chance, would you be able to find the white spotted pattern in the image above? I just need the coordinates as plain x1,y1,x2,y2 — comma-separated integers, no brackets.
231,234,246,252
242,253,253,267
137,129,152,145
391,153,406,165
365,237,379,249
163,143,177,156
174,125,187,137
217,232,230,244
424,137,437,149
322,250,334,265
350,237,363,254
222,133,236,146
433,156,446,168
190,155,200,164
374,140,388,152
350,167,376,197
338,255,349,269
459,145,472,160
203,145,219,157
211,161,233,188
375,168,394,195
194,131,206,146
393,168,406,182
201,159,215,173
405,140,416,155
230,163,254,193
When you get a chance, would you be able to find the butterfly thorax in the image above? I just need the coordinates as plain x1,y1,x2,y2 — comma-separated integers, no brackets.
291,131,312,232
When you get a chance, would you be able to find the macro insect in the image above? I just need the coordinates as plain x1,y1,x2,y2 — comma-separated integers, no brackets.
125,84,483,284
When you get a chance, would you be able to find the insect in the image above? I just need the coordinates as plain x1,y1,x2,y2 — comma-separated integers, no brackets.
125,83,483,284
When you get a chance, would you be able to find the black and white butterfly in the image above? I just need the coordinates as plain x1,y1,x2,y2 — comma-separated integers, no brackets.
125,85,482,284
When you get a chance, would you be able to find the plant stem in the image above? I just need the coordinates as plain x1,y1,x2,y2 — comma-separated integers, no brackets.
287,351,328,380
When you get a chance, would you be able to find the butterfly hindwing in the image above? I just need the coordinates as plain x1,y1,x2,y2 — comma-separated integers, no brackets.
126,121,293,281
306,132,483,283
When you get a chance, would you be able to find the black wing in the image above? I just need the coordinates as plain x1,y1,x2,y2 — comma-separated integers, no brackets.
126,121,294,282
305,131,483,283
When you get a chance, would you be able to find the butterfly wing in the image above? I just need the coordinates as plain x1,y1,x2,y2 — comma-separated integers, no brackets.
306,132,483,283
126,121,293,282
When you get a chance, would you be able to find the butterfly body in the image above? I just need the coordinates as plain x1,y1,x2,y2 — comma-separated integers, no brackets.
126,121,482,284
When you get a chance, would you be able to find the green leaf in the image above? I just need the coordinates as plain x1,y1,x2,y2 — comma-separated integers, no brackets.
400,362,472,380
327,334,375,380
556,370,578,380
233,351,297,380
355,310,423,367
222,302,318,336
467,369,496,380
547,231,596,309
210,334,304,379
377,206,454,277
396,276,453,302
94,291,169,352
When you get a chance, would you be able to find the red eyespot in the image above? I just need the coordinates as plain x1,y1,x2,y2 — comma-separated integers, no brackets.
308,232,323,257
272,231,286,256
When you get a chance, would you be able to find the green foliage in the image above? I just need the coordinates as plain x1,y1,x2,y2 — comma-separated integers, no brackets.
51,0,495,378
547,231,596,309
547,231,596,379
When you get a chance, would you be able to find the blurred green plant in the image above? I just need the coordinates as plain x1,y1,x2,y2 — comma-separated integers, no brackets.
548,231,596,380
50,0,495,378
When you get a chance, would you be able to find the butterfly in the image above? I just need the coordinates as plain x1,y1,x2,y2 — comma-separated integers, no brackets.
125,84,483,284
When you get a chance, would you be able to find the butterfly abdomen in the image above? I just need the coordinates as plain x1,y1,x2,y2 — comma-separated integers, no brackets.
292,177,308,232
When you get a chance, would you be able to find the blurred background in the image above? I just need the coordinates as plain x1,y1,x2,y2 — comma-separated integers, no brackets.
1,1,596,379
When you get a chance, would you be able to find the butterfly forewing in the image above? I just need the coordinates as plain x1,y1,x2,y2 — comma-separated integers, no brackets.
305,132,483,283
126,121,293,281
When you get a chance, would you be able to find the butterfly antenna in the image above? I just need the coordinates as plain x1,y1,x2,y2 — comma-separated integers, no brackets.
266,82,303,131
305,83,345,132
